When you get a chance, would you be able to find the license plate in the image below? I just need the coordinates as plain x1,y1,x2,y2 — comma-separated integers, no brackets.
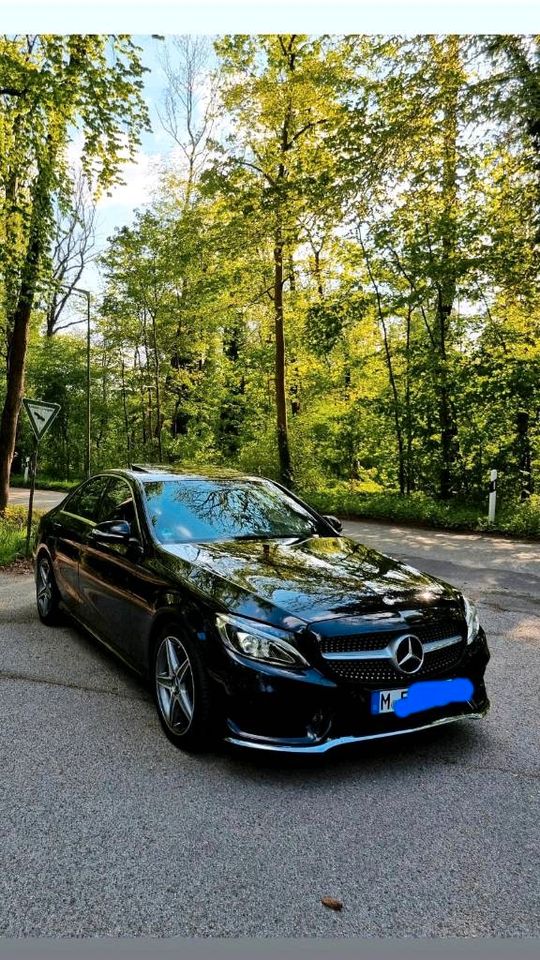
371,688,409,715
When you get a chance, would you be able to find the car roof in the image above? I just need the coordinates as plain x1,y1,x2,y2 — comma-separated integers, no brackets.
103,464,259,483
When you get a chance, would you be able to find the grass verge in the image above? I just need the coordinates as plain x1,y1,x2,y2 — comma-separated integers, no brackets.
10,475,78,493
304,486,540,539
0,507,42,568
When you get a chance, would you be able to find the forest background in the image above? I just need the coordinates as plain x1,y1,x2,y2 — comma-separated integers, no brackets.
1,34,539,546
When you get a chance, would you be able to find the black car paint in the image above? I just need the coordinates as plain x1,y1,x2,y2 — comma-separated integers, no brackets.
35,468,490,751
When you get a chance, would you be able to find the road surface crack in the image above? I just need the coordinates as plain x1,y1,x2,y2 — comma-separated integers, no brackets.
0,670,149,702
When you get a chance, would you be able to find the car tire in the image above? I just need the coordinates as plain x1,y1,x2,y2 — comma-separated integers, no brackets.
152,623,217,752
35,553,62,625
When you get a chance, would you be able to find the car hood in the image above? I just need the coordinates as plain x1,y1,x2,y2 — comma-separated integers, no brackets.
158,534,462,629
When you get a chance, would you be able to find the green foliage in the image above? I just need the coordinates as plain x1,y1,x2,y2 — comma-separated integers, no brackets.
0,507,41,566
492,494,540,538
0,35,150,305
305,295,367,356
305,485,540,538
0,34,151,511
7,34,539,529
9,476,77,492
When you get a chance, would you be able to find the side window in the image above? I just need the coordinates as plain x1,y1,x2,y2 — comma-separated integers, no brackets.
100,478,138,530
65,477,110,523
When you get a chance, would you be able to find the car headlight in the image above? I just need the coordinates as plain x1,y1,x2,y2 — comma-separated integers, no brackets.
463,595,480,645
216,613,309,667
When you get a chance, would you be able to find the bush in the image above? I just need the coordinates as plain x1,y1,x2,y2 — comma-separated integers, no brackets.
9,475,79,492
0,507,42,567
495,494,540,538
301,484,540,539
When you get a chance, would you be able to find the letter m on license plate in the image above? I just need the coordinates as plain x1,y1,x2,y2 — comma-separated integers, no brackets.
371,688,409,715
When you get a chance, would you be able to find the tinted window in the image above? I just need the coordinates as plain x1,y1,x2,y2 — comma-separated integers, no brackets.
142,478,319,544
101,478,137,527
65,477,109,522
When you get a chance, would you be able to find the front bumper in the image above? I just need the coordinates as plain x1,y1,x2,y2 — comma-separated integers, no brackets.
217,630,491,754
225,706,489,753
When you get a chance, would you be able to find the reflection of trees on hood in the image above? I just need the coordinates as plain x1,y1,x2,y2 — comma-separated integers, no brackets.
160,515,444,615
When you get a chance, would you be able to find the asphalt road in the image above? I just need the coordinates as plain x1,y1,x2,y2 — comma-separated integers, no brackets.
9,486,67,511
0,520,538,937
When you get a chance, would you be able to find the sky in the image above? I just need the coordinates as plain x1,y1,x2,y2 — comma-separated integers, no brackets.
6,1,539,34
71,35,195,308
89,37,172,271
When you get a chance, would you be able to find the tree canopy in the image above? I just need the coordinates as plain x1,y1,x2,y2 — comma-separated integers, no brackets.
0,34,149,508
2,34,539,524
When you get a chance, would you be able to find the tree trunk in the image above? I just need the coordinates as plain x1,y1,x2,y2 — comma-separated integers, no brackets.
149,310,163,461
288,249,296,291
120,356,131,462
46,291,58,337
359,233,406,495
405,305,413,493
0,301,32,510
436,35,460,500
313,247,324,299
274,233,294,487
379,315,405,495
141,309,153,453
0,159,51,512
134,346,147,447
516,409,534,500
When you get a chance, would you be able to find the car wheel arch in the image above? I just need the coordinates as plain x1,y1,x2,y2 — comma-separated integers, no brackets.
35,544,53,567
146,607,208,677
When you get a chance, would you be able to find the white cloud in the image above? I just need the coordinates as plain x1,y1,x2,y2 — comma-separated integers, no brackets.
96,149,165,214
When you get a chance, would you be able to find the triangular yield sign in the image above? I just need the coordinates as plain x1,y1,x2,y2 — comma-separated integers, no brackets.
23,398,61,441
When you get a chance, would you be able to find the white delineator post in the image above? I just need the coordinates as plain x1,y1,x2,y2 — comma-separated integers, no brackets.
488,469,497,523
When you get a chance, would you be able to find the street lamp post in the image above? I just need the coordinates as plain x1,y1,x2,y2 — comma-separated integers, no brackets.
61,286,91,479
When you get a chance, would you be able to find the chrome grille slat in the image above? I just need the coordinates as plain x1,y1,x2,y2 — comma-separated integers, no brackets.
323,634,461,661
319,619,463,655
318,620,466,683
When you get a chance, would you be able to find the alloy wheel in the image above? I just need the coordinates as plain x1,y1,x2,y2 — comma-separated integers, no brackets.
37,558,54,618
155,635,195,735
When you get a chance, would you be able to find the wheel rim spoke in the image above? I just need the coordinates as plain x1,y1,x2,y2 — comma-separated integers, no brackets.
156,635,194,734
37,563,52,613
176,658,190,684
165,637,180,675
167,690,178,724
176,682,193,721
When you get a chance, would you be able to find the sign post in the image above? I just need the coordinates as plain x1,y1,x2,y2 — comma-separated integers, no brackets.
488,468,497,524
22,399,60,558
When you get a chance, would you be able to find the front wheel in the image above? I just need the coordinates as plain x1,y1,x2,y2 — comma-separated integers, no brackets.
152,625,216,752
36,554,61,625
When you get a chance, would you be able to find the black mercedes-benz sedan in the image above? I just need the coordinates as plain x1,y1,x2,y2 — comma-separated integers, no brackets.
34,466,490,754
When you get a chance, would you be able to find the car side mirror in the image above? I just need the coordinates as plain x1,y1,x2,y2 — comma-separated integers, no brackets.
322,514,343,534
89,519,131,545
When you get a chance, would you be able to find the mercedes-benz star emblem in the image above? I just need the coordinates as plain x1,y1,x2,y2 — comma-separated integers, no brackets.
392,634,424,675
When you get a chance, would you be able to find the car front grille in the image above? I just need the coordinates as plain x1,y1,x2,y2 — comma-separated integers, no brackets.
319,620,462,655
319,619,466,684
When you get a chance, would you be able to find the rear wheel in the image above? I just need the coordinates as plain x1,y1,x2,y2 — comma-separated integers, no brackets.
152,624,216,752
36,554,61,625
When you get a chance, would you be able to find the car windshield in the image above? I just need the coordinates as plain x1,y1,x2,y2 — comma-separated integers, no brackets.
142,478,320,544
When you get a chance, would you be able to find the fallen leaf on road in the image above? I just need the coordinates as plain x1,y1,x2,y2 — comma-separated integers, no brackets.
321,896,343,911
